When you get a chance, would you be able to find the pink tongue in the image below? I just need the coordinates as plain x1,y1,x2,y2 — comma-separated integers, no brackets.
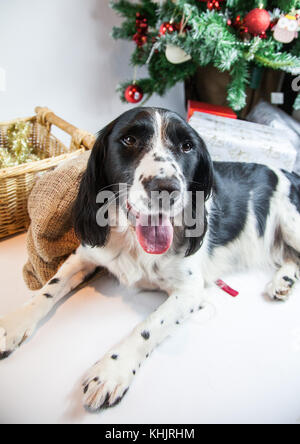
135,214,174,255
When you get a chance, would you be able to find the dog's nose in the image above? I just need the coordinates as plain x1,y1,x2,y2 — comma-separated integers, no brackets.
145,177,181,197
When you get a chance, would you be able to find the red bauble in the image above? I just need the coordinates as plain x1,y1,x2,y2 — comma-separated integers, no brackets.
133,33,148,47
207,0,221,11
134,12,148,47
159,22,178,35
124,85,144,104
243,8,270,35
136,13,148,31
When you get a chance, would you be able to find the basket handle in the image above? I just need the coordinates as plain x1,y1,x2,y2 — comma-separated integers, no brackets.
35,106,96,150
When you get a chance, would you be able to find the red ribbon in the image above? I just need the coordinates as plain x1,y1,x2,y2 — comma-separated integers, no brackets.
216,279,239,297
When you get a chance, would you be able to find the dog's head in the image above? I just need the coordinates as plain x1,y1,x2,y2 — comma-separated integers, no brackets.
74,107,213,256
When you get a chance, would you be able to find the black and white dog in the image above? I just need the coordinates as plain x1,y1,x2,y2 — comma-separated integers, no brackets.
1,107,300,412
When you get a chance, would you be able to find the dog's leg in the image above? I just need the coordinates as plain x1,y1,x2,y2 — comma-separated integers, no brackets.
82,277,205,411
0,251,97,359
266,260,299,301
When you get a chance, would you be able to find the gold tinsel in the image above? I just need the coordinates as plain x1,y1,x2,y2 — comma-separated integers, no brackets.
0,121,40,169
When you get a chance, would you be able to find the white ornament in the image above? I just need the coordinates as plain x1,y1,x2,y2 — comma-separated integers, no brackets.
165,44,191,64
273,14,300,43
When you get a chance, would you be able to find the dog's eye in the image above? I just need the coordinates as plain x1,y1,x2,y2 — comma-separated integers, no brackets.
122,136,137,147
181,141,193,153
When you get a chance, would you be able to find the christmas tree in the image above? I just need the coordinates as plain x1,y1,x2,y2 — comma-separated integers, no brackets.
111,0,300,112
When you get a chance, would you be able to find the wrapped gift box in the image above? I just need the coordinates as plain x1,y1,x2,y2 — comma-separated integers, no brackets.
187,100,237,121
189,112,297,172
246,100,300,175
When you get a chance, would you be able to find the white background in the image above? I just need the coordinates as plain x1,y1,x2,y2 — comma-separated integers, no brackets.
0,0,300,425
0,0,185,132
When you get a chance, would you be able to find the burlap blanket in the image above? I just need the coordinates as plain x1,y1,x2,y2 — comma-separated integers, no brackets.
23,151,90,290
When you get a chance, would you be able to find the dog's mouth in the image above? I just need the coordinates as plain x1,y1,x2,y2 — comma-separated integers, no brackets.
127,202,173,255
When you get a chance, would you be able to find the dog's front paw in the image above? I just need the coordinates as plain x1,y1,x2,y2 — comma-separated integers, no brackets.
266,275,295,302
0,314,36,360
82,352,137,412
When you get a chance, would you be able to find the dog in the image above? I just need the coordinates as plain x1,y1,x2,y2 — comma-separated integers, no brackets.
1,107,300,412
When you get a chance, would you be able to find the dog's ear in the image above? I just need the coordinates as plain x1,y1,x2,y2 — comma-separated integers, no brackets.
185,137,214,257
192,137,214,202
73,120,116,248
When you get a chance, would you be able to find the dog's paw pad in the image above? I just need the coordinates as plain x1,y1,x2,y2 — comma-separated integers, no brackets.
82,355,134,412
83,380,129,412
266,276,295,302
0,317,36,357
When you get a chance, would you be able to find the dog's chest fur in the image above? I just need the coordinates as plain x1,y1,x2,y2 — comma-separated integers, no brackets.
82,226,195,293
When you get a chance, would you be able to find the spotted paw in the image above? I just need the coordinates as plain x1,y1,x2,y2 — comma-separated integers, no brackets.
0,314,36,359
82,352,137,412
266,275,296,302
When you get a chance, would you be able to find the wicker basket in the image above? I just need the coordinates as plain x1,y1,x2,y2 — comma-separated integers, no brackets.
0,106,96,240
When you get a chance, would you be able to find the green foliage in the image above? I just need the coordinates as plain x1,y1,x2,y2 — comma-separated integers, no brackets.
291,37,300,57
111,0,300,111
227,59,250,110
147,51,197,95
276,0,300,12
111,0,158,40
255,49,300,72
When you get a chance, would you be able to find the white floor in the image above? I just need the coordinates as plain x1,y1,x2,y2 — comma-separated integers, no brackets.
0,234,300,424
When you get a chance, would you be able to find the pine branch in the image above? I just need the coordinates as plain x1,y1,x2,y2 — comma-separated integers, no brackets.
254,49,300,73
112,23,136,40
227,59,250,111
225,0,255,9
174,10,243,71
110,0,139,17
159,0,181,20
147,51,197,95
291,38,300,58
111,0,158,31
276,0,300,12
